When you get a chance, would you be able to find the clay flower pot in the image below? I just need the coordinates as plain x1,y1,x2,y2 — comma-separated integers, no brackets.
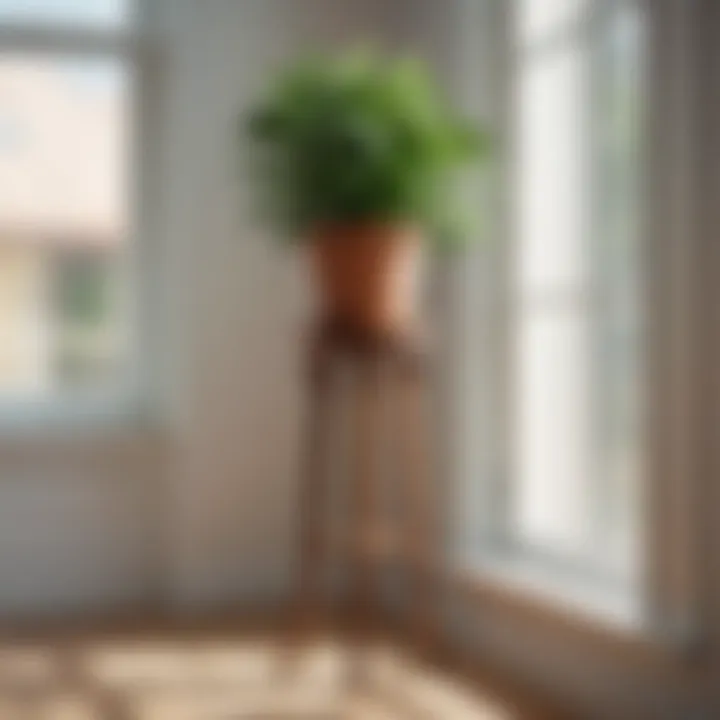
311,224,424,336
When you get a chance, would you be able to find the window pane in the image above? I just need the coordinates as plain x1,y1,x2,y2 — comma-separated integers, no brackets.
0,55,130,396
0,0,128,27
517,0,588,46
514,311,594,551
516,40,590,290
509,1,645,573
592,1,645,572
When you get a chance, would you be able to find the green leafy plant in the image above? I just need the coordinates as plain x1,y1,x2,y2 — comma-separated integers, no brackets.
244,50,488,249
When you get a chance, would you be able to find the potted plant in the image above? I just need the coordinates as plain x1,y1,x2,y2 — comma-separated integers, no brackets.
245,50,487,336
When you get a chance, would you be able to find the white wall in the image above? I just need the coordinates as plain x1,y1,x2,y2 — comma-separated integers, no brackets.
0,428,161,616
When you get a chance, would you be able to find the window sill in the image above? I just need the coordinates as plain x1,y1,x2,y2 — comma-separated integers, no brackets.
458,547,642,631
453,548,684,664
0,390,163,446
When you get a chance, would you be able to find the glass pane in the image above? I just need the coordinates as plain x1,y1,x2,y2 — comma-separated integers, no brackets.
513,310,594,551
591,1,645,573
517,0,588,46
0,55,130,396
509,1,645,574
0,0,127,27
516,41,590,291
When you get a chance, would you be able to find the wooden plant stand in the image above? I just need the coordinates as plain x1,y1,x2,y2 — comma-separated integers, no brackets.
297,316,439,650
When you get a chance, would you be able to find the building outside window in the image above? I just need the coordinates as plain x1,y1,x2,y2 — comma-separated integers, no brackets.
0,0,134,401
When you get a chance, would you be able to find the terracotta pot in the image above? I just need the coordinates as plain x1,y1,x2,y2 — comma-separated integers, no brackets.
310,224,423,336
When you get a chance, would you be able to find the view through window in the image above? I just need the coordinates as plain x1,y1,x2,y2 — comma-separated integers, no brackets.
0,1,131,398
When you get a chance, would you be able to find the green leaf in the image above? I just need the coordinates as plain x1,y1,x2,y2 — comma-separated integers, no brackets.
242,48,491,249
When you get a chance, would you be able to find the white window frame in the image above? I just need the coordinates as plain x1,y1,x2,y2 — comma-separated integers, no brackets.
449,0,712,655
0,0,155,431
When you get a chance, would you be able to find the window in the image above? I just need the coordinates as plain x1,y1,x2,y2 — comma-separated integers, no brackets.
461,0,647,587
509,0,645,579
0,1,135,402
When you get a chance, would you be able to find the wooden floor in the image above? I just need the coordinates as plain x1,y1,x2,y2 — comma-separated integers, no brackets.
0,615,566,719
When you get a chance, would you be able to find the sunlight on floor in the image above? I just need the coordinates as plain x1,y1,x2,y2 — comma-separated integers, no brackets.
0,638,515,718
